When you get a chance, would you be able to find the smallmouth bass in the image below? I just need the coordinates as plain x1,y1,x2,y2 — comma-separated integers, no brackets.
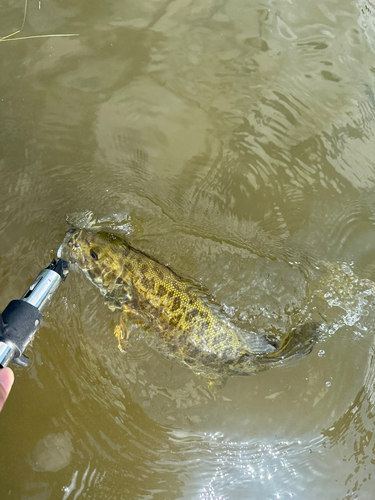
62,227,318,382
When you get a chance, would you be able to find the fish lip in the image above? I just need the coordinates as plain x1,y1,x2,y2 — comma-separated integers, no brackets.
66,261,80,272
58,227,82,262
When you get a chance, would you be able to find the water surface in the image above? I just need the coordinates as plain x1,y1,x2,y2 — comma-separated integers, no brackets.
1,0,375,498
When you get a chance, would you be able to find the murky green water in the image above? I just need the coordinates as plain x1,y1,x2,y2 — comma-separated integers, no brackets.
1,0,375,498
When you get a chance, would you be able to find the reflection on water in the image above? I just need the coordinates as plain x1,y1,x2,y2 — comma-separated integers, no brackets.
29,431,73,472
1,0,375,498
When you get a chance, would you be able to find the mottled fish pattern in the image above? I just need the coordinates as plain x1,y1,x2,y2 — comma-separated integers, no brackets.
62,227,317,381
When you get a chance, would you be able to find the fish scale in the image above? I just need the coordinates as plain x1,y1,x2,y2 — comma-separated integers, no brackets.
62,227,318,382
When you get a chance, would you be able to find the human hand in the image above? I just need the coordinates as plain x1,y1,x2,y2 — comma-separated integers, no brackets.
0,367,14,412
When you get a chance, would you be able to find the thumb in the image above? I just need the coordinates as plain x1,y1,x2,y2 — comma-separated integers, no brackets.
0,367,14,412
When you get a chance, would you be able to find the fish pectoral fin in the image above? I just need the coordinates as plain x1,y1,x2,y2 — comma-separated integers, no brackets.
114,304,145,352
121,303,146,327
114,323,129,352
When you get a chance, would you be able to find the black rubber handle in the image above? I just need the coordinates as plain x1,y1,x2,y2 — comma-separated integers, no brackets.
0,300,43,367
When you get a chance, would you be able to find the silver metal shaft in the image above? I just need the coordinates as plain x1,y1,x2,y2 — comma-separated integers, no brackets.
0,342,13,368
21,269,62,311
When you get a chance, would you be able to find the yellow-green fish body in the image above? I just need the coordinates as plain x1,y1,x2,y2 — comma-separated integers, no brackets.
62,228,317,380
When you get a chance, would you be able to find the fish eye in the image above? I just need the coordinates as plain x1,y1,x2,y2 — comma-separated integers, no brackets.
90,249,99,261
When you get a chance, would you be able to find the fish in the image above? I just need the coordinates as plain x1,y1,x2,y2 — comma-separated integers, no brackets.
61,227,318,384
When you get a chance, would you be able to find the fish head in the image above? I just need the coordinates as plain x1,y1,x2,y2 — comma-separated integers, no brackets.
61,227,130,298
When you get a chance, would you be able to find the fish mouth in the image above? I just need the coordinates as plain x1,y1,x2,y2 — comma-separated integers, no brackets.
59,227,82,263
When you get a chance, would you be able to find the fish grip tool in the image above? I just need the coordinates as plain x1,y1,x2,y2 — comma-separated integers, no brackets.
0,259,69,368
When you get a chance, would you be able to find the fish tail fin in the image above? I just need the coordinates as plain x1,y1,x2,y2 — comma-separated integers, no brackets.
259,322,320,367
244,332,279,354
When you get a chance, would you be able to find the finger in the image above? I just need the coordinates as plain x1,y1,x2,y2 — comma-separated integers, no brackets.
0,367,14,412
